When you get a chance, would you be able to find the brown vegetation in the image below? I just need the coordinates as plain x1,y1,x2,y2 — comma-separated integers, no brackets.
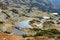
0,32,56,40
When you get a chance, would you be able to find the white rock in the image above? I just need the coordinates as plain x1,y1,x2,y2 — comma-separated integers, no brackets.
0,11,7,20
52,13,58,15
1,24,12,32
0,9,2,12
36,23,43,28
43,16,50,19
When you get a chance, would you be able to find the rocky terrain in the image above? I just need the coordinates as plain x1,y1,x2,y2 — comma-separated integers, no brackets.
0,32,56,40
0,0,60,40
1,0,60,13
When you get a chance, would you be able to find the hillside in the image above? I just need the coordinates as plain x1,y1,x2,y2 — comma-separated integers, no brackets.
0,0,60,13
0,0,60,40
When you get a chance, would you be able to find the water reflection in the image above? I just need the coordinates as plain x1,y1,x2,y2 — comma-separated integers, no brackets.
13,28,27,34
15,18,33,28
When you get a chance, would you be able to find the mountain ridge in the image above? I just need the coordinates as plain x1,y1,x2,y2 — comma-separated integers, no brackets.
0,0,60,14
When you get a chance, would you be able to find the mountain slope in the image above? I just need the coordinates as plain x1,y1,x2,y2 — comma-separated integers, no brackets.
0,0,60,14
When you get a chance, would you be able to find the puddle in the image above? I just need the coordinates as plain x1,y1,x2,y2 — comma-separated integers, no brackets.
13,28,27,34
13,18,43,34
15,18,33,28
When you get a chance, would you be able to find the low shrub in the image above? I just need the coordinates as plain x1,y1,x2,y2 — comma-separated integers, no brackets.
35,29,60,36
